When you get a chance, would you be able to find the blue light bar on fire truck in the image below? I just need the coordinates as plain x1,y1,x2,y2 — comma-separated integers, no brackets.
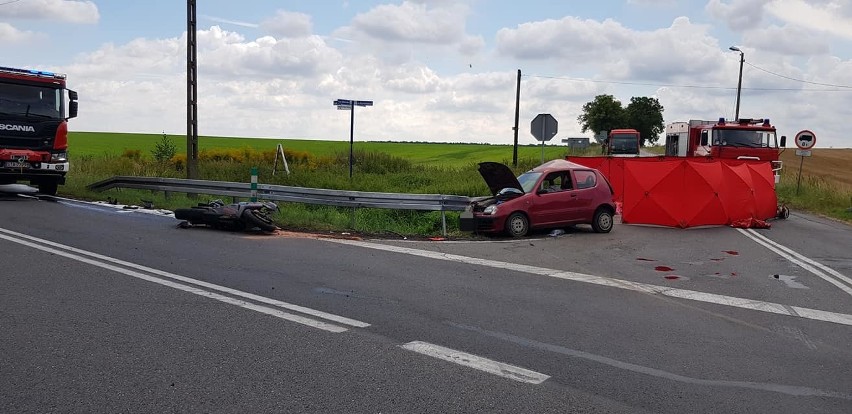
0,66,66,79
718,117,771,127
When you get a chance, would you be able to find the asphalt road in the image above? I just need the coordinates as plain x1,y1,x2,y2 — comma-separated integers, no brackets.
1,195,850,413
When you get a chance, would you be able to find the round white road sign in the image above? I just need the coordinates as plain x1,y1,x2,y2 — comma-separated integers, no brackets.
794,130,816,150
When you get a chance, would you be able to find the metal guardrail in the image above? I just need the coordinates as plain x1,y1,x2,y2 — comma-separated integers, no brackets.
88,176,472,235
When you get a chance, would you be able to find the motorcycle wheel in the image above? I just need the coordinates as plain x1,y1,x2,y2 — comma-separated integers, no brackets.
241,209,277,232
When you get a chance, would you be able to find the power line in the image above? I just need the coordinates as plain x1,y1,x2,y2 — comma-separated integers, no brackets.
523,74,850,92
0,0,24,6
745,61,852,89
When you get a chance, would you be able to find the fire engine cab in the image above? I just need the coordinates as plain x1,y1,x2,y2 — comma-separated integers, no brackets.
0,66,78,195
603,128,641,156
664,118,786,183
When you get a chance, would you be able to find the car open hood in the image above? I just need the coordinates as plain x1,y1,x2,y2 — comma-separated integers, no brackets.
478,162,524,196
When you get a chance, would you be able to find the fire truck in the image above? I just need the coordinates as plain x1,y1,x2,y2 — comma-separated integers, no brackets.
0,66,77,195
664,118,786,183
603,128,641,156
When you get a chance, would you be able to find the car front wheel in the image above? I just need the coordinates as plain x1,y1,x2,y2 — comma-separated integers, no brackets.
505,212,529,237
592,208,614,233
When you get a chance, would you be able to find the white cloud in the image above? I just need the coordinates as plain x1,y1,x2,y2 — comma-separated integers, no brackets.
743,24,829,55
350,1,471,45
705,0,772,32
260,11,313,38
197,26,343,78
765,0,852,39
382,64,443,94
497,16,726,84
0,23,43,44
0,0,99,24
496,17,629,62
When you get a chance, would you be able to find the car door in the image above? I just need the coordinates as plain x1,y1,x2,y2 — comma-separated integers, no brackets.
528,171,573,226
566,169,598,222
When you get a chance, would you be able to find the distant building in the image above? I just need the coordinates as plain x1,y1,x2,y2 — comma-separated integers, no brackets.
561,137,590,150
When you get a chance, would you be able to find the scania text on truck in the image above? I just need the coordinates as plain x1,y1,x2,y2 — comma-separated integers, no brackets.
603,128,640,156
664,118,786,183
0,66,78,195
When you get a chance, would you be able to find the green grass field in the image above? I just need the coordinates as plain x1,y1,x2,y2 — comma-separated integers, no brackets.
69,131,591,167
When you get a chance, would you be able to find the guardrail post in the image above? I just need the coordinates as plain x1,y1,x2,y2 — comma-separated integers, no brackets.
250,167,258,202
441,195,447,237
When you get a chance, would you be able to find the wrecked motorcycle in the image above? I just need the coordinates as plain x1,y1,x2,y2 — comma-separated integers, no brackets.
174,199,278,232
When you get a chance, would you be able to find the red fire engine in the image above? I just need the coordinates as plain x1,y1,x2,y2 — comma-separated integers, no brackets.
0,66,78,195
664,118,786,183
603,128,641,156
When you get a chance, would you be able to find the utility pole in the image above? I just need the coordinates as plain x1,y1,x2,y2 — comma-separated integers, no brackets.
512,69,521,167
729,46,744,121
186,0,199,179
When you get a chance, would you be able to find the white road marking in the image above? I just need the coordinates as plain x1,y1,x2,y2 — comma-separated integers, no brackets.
449,322,851,399
776,275,809,289
738,228,852,297
0,228,367,333
0,227,369,328
325,238,852,326
400,341,550,384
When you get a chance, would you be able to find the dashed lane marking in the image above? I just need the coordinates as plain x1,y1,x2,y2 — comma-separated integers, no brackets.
400,341,550,384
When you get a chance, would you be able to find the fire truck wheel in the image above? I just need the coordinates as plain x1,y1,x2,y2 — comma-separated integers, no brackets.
504,212,529,237
592,208,614,233
37,180,58,196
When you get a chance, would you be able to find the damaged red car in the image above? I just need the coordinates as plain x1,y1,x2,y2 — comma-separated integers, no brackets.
459,160,616,237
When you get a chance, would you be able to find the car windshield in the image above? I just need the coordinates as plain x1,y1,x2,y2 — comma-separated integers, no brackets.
0,83,62,120
610,134,639,154
516,171,542,193
712,129,774,148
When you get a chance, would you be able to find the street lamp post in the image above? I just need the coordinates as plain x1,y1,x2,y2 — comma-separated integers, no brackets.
729,46,744,121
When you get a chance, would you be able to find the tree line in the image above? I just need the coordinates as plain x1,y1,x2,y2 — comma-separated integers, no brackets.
577,95,664,147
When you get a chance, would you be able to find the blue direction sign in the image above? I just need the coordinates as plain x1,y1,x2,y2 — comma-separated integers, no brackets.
333,99,352,106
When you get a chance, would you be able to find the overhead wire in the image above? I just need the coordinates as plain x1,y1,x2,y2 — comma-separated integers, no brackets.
744,61,852,89
524,64,852,93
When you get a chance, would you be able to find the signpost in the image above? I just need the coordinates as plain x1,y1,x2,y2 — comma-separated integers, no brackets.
531,114,557,163
334,98,373,178
793,129,816,195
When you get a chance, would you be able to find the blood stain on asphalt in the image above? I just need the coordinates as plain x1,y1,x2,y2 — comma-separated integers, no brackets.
664,275,681,280
655,266,674,272
636,257,656,261
723,250,739,255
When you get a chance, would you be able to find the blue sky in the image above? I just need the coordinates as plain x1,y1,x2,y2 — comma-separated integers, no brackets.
2,0,850,148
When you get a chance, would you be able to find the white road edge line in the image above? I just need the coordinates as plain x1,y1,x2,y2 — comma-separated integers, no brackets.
400,341,550,384
0,227,369,328
740,228,852,292
325,238,852,326
0,231,349,333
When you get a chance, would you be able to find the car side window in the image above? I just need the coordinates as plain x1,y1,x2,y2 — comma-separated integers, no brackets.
540,172,568,193
575,170,596,189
